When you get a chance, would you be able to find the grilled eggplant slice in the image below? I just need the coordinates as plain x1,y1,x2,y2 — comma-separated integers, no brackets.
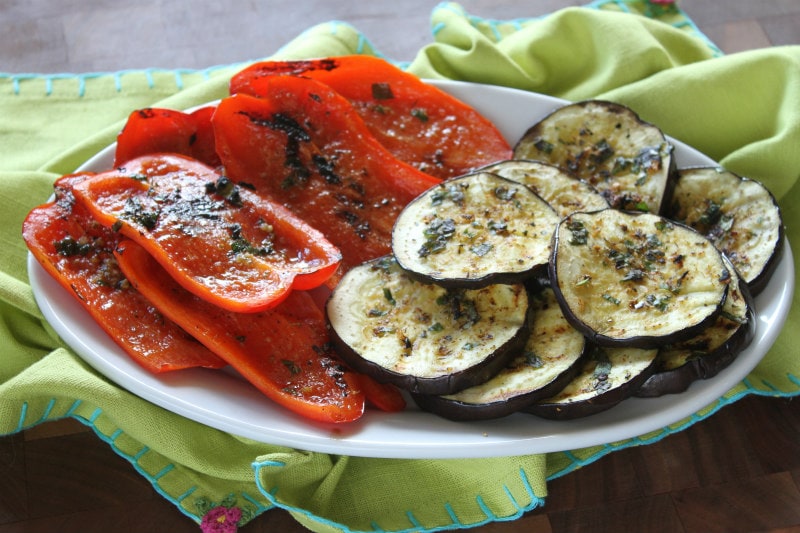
666,166,784,296
635,256,756,397
412,285,586,420
392,172,560,288
326,255,531,395
477,159,609,218
514,100,676,214
527,344,658,420
550,209,730,348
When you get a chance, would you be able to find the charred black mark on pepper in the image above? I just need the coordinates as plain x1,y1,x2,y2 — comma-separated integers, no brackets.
337,209,371,239
312,154,342,185
239,111,312,189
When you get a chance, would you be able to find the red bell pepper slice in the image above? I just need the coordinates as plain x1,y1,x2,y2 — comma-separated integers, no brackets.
213,76,440,281
114,106,221,168
230,55,512,179
22,173,226,373
114,239,365,424
350,373,407,413
72,154,342,313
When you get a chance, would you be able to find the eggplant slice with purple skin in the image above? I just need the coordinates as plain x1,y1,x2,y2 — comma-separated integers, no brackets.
477,159,609,218
391,171,560,288
635,255,756,397
412,284,586,421
550,208,730,349
526,344,658,420
666,166,784,296
326,255,531,395
513,100,677,214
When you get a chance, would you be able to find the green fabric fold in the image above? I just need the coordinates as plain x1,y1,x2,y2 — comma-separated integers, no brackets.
1,2,797,532
411,4,717,98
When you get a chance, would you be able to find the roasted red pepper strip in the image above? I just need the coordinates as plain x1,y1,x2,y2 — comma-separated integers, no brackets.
350,373,407,413
72,154,342,313
114,106,221,168
230,55,512,179
114,239,365,423
22,173,226,373
213,76,440,281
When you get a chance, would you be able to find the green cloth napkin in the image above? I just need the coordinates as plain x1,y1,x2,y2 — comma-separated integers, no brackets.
2,1,798,532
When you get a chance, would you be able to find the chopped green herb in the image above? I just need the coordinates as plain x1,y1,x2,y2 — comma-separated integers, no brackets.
371,82,394,100
533,137,554,154
281,359,302,375
470,242,493,257
54,237,92,257
437,289,481,329
567,220,588,245
411,108,428,122
122,197,159,230
591,348,612,392
645,293,670,311
524,351,544,368
720,310,747,324
621,269,644,282
430,183,465,206
590,139,615,164
228,223,274,256
487,220,508,235
373,325,396,337
418,217,456,257
494,186,517,202
383,288,396,305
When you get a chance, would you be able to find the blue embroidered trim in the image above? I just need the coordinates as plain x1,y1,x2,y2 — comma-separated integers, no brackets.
0,66,225,97
15,402,28,432
251,458,545,532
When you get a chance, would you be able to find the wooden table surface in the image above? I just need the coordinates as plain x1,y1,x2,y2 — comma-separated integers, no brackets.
2,1,799,532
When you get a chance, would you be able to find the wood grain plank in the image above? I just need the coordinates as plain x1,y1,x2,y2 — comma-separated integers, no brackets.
548,494,684,533
0,433,29,524
673,472,800,533
22,431,159,519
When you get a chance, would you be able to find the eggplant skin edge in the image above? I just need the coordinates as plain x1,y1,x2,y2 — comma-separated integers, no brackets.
327,314,532,396
634,270,758,398
325,258,534,396
525,352,658,421
746,227,785,298
513,99,678,216
409,358,583,421
668,166,785,298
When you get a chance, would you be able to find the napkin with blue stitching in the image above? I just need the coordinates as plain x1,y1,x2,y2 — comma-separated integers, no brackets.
1,2,798,532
